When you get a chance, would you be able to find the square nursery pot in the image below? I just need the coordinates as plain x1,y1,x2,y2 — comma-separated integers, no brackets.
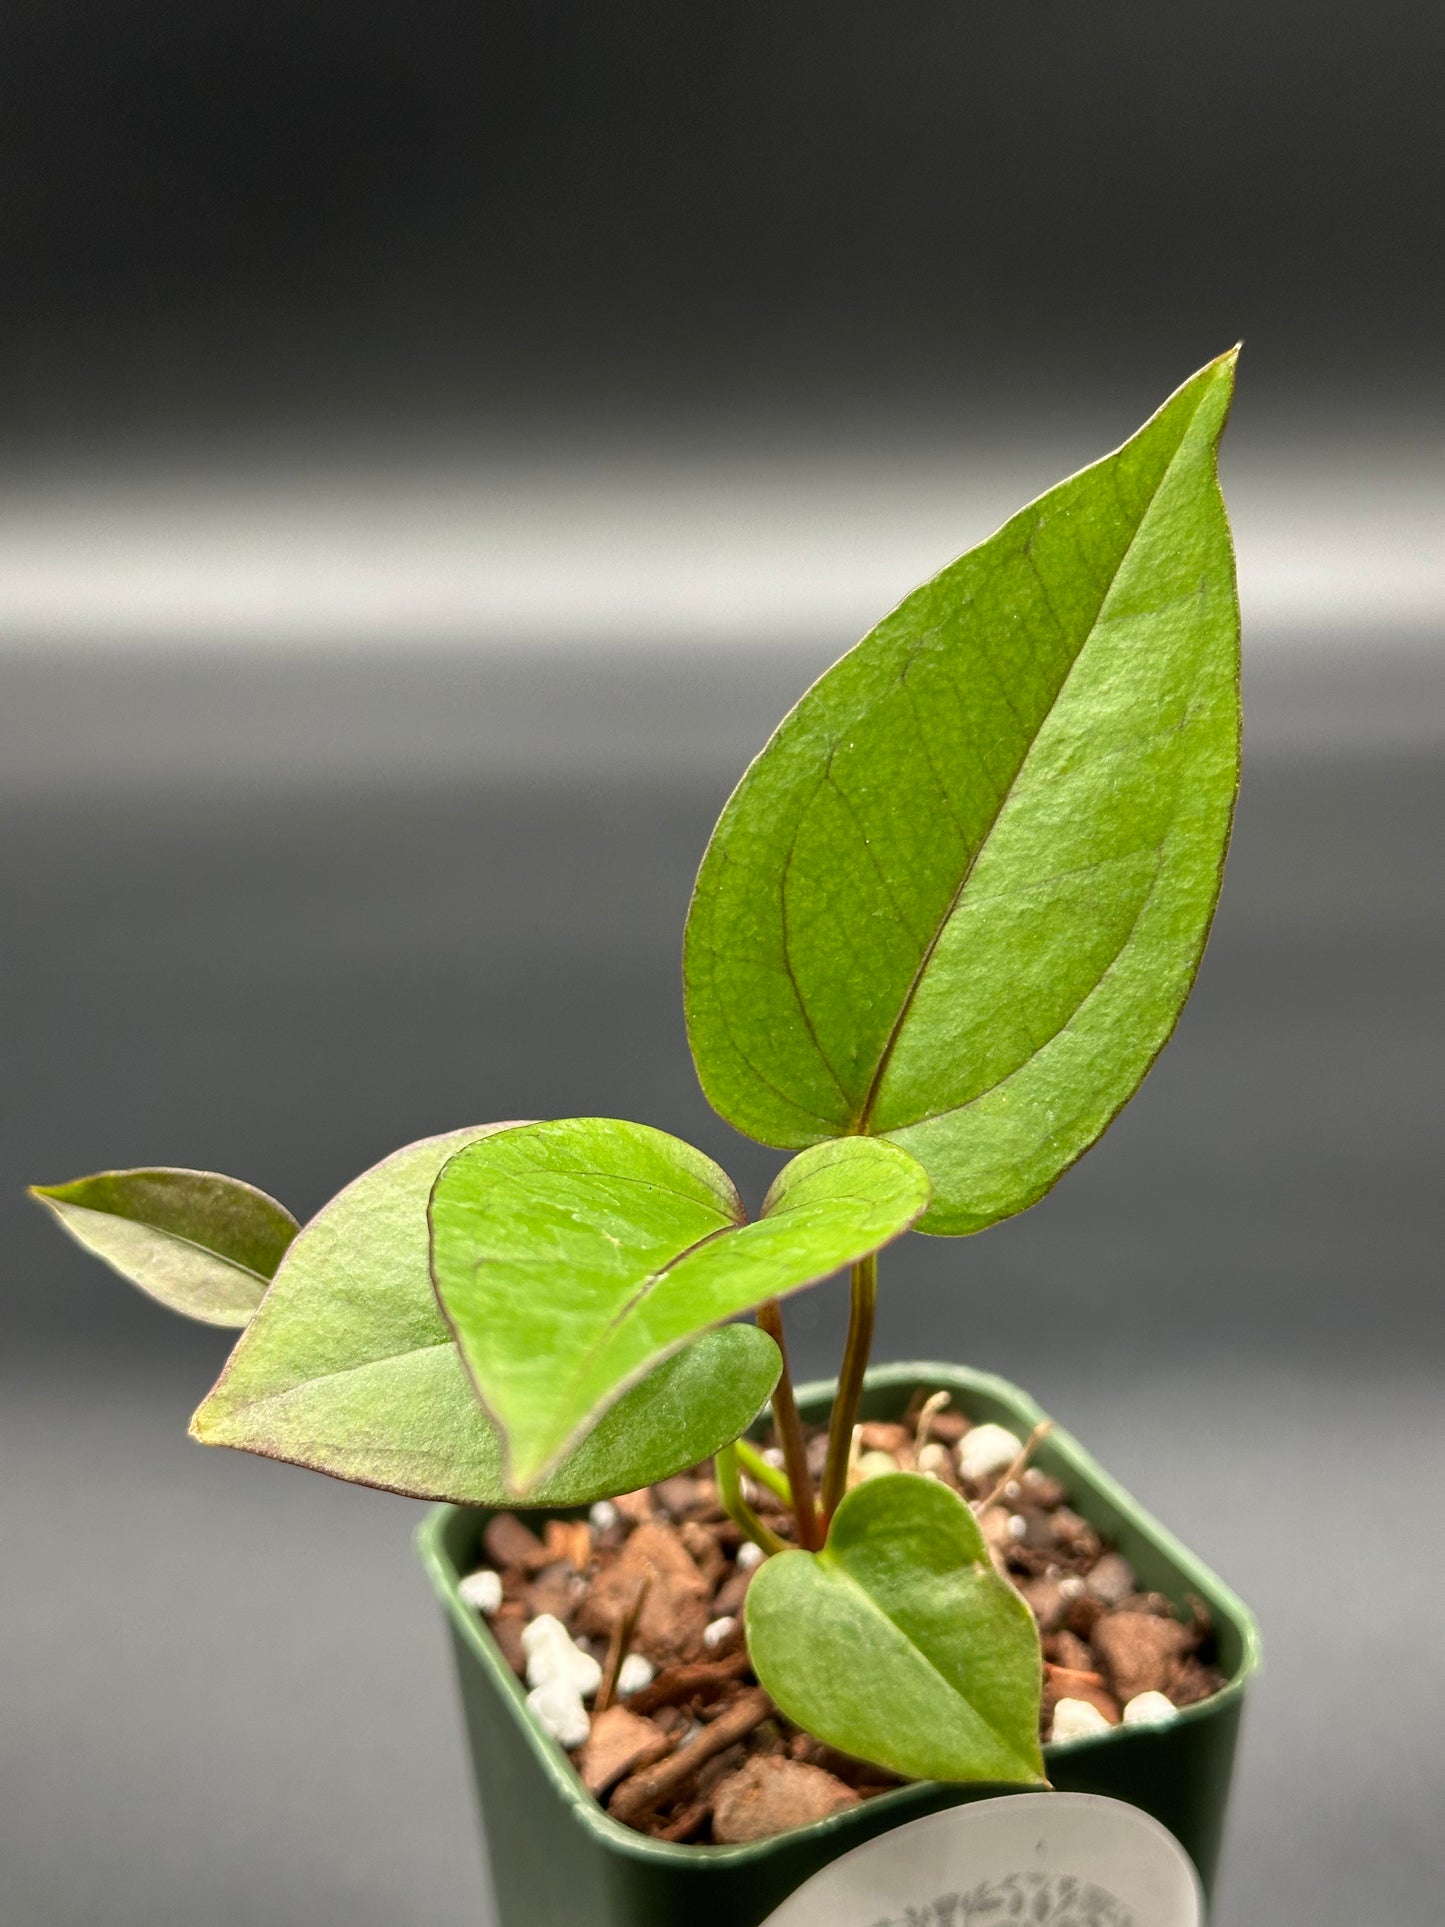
418,1361,1261,1927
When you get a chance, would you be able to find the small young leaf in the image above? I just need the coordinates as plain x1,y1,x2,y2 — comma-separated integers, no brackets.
29,1168,298,1326
684,352,1241,1234
745,1474,1046,1784
192,1126,782,1505
430,1120,931,1494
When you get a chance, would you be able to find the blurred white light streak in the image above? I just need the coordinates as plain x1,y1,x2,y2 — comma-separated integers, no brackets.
0,444,1438,652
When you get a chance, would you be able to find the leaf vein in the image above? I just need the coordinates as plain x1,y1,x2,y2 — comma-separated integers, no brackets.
778,779,854,1111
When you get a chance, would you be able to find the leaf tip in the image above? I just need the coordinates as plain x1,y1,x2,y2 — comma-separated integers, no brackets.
1208,344,1242,404
1022,1749,1051,1787
989,1735,1049,1790
188,1399,224,1445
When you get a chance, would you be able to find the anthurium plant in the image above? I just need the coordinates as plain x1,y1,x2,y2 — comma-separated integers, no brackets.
32,352,1241,1794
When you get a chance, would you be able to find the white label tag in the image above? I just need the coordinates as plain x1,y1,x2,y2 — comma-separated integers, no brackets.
759,1793,1204,1927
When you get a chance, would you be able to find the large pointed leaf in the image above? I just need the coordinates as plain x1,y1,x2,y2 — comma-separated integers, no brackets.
684,353,1241,1234
30,1168,298,1326
429,1119,931,1494
191,1126,783,1506
745,1473,1045,1784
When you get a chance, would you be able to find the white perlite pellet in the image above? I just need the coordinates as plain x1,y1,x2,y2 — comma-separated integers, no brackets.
917,1442,952,1479
735,1540,765,1571
1122,1691,1179,1728
521,1613,602,1699
458,1568,503,1616
1050,1697,1114,1744
588,1500,619,1531
703,1616,737,1650
526,1679,591,1751
957,1423,1024,1484
616,1653,656,1699
521,1615,602,1749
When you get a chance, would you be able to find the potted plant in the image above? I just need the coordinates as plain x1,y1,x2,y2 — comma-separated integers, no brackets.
33,351,1259,1927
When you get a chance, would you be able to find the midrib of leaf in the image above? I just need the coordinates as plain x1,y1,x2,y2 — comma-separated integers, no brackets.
900,849,1166,1134
524,1213,746,1475
211,1329,455,1418
854,409,1211,1135
554,1168,895,1412
818,1551,1034,1772
67,1205,271,1285
597,1216,741,1338
435,1161,741,1410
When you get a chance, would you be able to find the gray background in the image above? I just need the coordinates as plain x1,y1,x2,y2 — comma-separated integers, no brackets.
2,4,1442,1923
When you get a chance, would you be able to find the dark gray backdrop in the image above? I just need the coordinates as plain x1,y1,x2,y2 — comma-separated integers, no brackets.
4,1,1441,443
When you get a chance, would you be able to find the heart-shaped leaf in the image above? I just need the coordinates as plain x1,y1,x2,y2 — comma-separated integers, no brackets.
29,1168,298,1326
684,353,1241,1233
745,1473,1045,1784
192,1126,783,1506
429,1120,931,1494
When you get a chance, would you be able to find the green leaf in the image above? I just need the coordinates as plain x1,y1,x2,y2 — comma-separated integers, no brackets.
29,1168,298,1326
192,1126,783,1506
684,352,1241,1234
429,1119,931,1494
745,1473,1046,1784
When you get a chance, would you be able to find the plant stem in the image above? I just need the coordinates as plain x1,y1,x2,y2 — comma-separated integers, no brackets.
733,1437,792,1506
821,1252,877,1522
754,1299,823,1550
714,1442,788,1557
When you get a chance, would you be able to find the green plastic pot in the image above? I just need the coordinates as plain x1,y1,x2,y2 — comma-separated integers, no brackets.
418,1361,1260,1927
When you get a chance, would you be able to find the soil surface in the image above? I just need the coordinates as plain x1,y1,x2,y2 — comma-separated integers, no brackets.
462,1394,1226,1844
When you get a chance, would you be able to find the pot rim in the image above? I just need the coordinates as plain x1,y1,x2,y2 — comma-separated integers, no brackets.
417,1358,1262,1869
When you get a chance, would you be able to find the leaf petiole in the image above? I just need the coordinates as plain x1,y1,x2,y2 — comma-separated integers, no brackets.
732,1437,792,1505
754,1299,822,1549
821,1252,877,1522
715,1441,788,1558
